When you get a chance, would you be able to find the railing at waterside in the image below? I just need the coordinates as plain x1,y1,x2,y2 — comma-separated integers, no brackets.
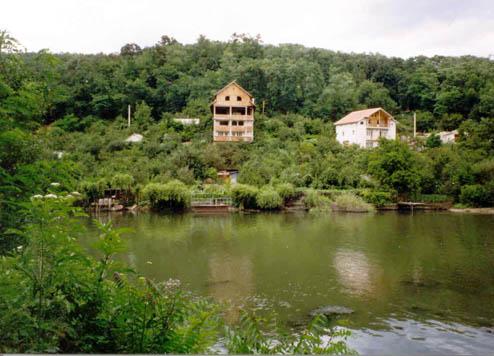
191,193,232,207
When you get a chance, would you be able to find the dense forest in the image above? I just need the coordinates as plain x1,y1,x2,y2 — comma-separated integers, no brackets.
1,29,494,353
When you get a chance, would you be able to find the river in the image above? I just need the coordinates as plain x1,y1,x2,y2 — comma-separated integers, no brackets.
84,211,494,355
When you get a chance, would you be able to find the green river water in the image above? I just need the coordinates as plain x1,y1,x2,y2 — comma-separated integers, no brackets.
84,211,494,355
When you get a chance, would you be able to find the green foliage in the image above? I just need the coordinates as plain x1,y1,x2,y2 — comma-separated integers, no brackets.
142,180,191,211
358,189,394,207
110,173,134,191
459,184,492,207
256,186,283,210
426,133,442,148
275,182,296,202
225,311,354,355
333,192,375,212
303,188,329,209
231,184,259,209
368,139,426,197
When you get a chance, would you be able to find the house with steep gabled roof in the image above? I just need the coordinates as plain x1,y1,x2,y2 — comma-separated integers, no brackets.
211,81,255,142
334,108,396,148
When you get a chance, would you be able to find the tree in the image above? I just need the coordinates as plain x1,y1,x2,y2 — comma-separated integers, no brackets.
316,72,357,120
368,139,425,196
0,30,21,54
357,80,397,112
120,43,142,57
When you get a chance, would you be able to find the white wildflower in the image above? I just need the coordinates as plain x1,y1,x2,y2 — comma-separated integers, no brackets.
50,182,61,187
44,193,58,199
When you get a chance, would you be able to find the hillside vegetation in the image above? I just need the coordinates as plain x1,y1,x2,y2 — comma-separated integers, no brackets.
2,31,494,248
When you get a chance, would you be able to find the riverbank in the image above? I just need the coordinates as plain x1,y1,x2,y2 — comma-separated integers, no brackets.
449,207,494,214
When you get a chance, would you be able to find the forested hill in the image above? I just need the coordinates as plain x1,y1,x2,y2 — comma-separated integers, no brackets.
1,31,494,249
2,33,494,132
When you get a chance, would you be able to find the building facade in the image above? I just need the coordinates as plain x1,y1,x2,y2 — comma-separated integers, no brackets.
334,108,396,148
211,81,255,142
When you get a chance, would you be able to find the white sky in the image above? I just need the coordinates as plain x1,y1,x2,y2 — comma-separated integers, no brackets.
2,0,493,58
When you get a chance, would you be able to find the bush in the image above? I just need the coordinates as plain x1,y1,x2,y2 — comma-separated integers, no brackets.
275,183,296,203
256,187,283,210
333,192,374,212
79,179,108,203
358,190,394,207
110,173,134,191
460,184,491,207
107,140,128,152
231,184,259,209
142,180,191,211
303,188,320,208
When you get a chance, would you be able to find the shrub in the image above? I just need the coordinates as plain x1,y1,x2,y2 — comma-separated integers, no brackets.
256,187,283,210
275,183,296,203
79,179,108,203
107,140,128,152
459,184,490,207
110,173,134,191
142,180,191,211
358,190,394,207
231,184,259,209
333,192,374,212
303,188,321,209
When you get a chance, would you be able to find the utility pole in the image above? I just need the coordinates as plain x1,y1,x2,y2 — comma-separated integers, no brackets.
413,112,416,138
127,104,131,128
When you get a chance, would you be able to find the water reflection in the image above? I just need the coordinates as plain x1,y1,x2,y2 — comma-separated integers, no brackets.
208,253,254,322
333,249,375,297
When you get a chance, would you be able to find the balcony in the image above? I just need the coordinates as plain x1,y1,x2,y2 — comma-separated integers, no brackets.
367,125,389,129
214,114,254,120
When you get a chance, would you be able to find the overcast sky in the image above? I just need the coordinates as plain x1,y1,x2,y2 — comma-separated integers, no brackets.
2,0,493,58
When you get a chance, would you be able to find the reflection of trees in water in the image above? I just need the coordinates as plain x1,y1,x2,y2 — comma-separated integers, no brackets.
208,252,254,323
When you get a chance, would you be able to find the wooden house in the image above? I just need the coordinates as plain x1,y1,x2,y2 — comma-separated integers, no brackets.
334,108,396,148
211,81,255,142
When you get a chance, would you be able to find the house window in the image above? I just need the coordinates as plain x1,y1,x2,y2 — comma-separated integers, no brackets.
220,121,228,126
360,121,364,125
238,121,244,126
215,106,229,115
225,96,230,101
237,96,242,101
232,107,245,115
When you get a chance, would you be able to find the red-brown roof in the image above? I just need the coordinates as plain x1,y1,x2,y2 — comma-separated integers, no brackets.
334,107,393,125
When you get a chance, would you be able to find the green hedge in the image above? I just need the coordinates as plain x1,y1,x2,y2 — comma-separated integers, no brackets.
231,184,259,209
460,184,491,207
142,180,191,211
275,183,296,203
256,187,283,210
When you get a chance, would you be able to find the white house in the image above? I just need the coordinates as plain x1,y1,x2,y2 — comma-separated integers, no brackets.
334,108,396,148
438,130,459,144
